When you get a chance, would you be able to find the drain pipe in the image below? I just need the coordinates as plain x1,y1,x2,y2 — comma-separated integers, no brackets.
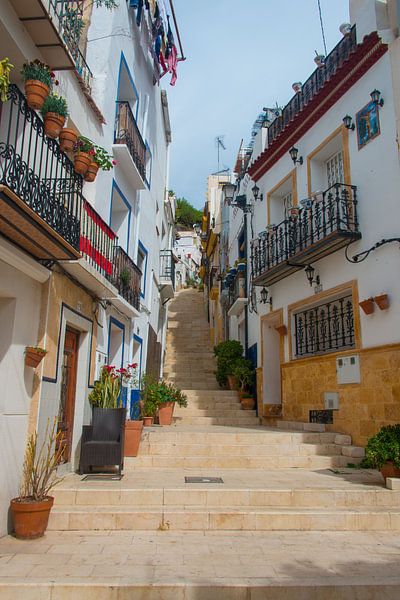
243,211,249,357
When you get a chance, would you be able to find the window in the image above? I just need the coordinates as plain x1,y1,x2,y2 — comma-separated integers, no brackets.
293,294,355,358
282,192,293,219
326,151,344,188
110,182,131,252
268,172,296,225
137,242,148,298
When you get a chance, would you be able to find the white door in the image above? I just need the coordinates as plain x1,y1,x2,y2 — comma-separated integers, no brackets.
262,316,282,406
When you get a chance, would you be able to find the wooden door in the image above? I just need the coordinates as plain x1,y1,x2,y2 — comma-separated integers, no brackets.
57,328,79,463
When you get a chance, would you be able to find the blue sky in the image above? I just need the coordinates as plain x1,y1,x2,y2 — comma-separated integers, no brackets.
167,0,349,209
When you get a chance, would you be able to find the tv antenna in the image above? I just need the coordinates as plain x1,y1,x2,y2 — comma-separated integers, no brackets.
215,135,226,176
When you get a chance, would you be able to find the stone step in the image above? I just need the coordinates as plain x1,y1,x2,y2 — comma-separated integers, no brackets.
173,408,256,417
126,454,355,469
48,504,400,532
139,429,338,444
53,486,398,509
171,416,260,426
138,442,343,457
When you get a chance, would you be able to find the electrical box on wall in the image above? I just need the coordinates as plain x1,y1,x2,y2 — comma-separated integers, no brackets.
336,355,361,384
95,351,107,380
324,391,339,410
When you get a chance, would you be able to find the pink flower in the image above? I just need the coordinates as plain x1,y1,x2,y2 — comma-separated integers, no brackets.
128,363,138,369
112,160,117,166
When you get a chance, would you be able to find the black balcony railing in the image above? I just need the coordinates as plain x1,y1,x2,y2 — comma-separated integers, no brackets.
267,27,357,147
112,246,141,310
114,101,146,181
294,295,355,357
0,84,81,257
80,200,118,279
251,183,360,286
228,272,246,307
160,250,175,289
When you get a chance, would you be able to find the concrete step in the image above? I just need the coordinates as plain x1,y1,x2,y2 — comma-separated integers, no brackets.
173,408,256,417
48,504,400,532
139,429,338,444
138,442,343,457
126,454,355,469
171,416,260,426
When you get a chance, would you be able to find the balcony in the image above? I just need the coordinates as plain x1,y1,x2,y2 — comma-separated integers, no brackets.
159,249,175,300
111,246,141,316
227,273,248,317
0,84,81,261
251,184,361,287
113,101,146,190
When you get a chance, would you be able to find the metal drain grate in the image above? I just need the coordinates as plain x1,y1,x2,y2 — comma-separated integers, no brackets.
81,474,123,481
185,477,224,484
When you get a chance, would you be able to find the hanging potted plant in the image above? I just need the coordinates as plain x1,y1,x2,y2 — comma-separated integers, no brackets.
83,144,116,182
59,127,78,153
25,345,48,368
73,135,95,176
20,60,57,110
0,57,14,102
10,419,64,539
40,93,68,139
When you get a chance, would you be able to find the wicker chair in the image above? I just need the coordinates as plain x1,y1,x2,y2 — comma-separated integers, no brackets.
79,407,126,475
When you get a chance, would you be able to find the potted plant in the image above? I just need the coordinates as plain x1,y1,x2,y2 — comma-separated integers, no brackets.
232,358,255,401
240,392,256,411
374,293,389,310
361,425,400,481
120,267,131,290
214,340,244,388
25,345,47,368
73,135,95,176
116,363,142,457
359,297,375,315
10,419,64,539
20,59,57,110
59,127,78,153
0,57,13,102
156,381,187,426
40,93,68,139
84,144,116,182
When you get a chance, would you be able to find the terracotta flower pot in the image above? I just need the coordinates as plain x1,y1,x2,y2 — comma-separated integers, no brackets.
25,347,47,368
59,128,78,153
227,375,238,391
43,112,66,139
374,294,389,311
380,461,400,481
359,298,375,315
157,401,175,426
274,324,287,336
241,396,256,410
24,80,49,110
142,416,154,427
74,151,92,175
124,420,143,456
84,162,99,183
10,496,54,539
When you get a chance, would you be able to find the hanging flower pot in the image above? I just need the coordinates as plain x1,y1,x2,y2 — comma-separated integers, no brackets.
43,112,66,139
25,346,47,368
24,80,50,110
59,128,78,153
359,298,375,315
74,152,92,175
374,293,389,311
21,60,57,110
84,161,99,183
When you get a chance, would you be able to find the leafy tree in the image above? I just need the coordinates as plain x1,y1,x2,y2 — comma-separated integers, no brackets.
175,197,202,228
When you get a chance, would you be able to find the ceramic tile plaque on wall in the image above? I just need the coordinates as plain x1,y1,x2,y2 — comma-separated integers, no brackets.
356,101,381,149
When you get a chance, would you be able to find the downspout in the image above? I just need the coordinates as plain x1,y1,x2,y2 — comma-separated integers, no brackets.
243,212,249,356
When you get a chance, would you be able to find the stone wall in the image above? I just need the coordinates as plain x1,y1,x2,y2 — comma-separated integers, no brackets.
282,344,400,447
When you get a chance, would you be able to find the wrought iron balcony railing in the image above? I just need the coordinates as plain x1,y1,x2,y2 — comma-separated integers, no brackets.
114,101,146,181
228,272,246,307
294,295,355,357
160,249,175,289
0,84,81,260
267,27,357,147
251,183,361,286
112,246,142,310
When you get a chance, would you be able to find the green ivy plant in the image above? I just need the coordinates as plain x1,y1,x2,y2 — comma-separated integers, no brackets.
40,93,68,118
361,425,400,470
0,58,14,102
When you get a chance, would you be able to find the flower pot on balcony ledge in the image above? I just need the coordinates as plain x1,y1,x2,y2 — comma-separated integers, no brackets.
359,298,375,315
59,128,78,153
84,162,99,183
74,151,92,175
43,112,66,139
374,293,389,311
24,80,49,110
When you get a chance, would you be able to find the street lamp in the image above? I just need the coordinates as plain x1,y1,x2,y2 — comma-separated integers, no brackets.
289,146,303,166
222,183,236,205
304,264,320,287
260,286,272,307
343,114,355,130
252,183,263,202
370,89,384,107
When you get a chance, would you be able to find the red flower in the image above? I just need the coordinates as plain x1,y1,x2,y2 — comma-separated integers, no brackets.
112,160,117,165
89,148,95,155
50,72,55,78
128,363,138,369
103,365,114,373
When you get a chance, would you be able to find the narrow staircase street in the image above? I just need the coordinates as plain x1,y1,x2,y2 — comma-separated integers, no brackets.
1,288,400,598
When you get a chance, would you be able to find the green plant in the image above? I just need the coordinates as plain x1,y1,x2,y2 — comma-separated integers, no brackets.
198,282,204,291
40,93,68,118
120,267,131,288
141,376,187,411
17,419,64,503
20,60,57,88
232,358,254,391
361,425,400,470
214,340,244,387
93,145,116,171
25,346,47,354
74,135,95,154
0,58,13,102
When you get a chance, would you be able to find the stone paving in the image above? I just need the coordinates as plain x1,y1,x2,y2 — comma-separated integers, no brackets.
1,289,400,598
